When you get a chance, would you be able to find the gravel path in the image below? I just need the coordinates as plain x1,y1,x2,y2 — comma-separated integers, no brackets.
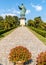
0,26,46,65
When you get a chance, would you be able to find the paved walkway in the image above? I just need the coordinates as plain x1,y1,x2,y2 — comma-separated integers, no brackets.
0,26,46,65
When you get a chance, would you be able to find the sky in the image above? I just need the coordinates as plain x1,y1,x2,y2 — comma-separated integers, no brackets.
0,0,46,22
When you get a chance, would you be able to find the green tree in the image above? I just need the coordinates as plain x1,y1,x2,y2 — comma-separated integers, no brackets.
13,16,20,26
34,16,42,28
0,16,4,21
4,16,11,29
28,19,34,26
4,15,19,29
0,16,4,30
42,22,46,30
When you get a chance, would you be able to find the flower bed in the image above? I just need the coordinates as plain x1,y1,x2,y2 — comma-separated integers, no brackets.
9,46,32,63
36,51,46,65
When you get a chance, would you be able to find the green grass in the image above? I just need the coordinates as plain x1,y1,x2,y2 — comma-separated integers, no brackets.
0,28,16,40
27,26,46,45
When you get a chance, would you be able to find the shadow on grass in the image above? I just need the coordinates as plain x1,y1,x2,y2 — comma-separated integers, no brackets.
24,59,33,65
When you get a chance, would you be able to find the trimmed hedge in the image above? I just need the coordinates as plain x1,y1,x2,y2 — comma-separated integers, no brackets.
0,27,16,35
30,26,46,37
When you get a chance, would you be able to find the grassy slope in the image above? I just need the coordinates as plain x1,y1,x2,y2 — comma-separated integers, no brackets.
27,26,46,45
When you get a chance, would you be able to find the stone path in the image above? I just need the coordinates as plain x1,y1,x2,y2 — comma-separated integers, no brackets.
0,26,46,65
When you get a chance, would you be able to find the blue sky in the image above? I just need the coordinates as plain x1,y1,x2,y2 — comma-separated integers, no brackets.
0,0,46,22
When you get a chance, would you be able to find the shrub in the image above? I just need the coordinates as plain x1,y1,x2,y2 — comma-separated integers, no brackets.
36,51,46,65
31,27,46,37
9,46,32,63
43,25,46,31
0,27,16,35
28,20,35,26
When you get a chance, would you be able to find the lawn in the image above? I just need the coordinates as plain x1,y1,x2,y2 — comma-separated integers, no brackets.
27,26,46,45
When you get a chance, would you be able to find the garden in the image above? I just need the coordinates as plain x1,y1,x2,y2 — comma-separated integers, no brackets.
9,46,46,65
27,16,46,44
0,15,20,39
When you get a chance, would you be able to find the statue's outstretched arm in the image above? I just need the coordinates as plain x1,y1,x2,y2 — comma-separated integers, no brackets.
18,6,22,10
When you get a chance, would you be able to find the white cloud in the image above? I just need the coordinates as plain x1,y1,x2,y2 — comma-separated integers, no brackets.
10,8,20,14
16,11,20,14
1,13,16,18
31,4,42,11
0,8,31,18
0,8,20,18
26,10,31,14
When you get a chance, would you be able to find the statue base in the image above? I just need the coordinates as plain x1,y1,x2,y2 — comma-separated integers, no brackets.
19,18,26,26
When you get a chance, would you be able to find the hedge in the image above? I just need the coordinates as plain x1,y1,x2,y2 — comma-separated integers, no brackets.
30,27,46,37
0,27,16,35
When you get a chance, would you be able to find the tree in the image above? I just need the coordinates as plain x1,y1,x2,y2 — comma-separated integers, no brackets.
34,16,42,28
0,16,4,21
28,19,34,26
0,15,20,35
13,16,20,26
0,16,4,30
4,15,20,29
4,16,11,29
42,22,46,30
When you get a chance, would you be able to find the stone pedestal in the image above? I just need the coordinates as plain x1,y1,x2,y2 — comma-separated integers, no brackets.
20,18,26,26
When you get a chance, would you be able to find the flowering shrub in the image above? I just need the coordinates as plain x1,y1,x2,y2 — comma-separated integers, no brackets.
36,51,46,65
9,46,31,63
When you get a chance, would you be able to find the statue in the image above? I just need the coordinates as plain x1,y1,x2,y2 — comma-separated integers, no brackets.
18,3,26,18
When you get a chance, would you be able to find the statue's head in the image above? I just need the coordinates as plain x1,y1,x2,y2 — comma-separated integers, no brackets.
21,3,23,6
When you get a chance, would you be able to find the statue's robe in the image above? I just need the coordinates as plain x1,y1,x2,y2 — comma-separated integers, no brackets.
18,5,26,17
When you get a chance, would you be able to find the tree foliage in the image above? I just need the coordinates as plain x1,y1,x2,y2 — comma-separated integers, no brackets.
28,19,34,26
27,16,46,30
27,16,46,37
34,16,42,28
0,15,20,34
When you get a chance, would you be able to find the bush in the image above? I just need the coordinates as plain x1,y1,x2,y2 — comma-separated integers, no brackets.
28,20,34,26
0,15,20,35
31,27,46,37
9,46,32,63
43,25,46,31
36,51,46,65
0,27,16,35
